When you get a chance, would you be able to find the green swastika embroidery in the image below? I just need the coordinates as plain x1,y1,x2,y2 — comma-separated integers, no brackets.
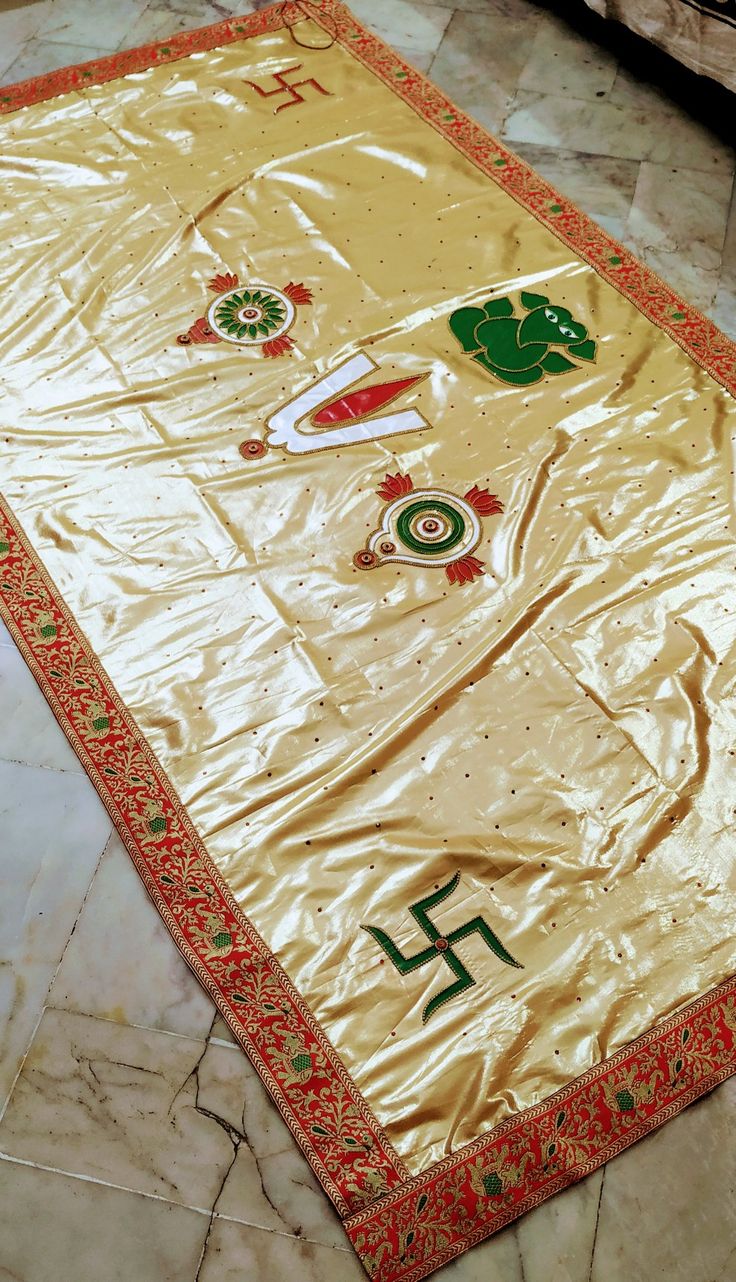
361,872,522,1023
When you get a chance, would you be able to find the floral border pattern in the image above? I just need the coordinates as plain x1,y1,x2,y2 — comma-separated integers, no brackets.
1,4,735,1279
345,977,736,1279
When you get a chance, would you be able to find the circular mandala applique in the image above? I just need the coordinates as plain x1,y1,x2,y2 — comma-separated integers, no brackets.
207,285,294,345
177,272,313,356
354,473,503,586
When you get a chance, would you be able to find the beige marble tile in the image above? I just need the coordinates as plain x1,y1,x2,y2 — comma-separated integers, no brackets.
48,832,217,1039
429,10,543,135
625,162,733,311
516,1168,604,1282
38,0,150,52
0,635,84,773
115,0,256,51
507,142,639,226
0,0,49,81
349,0,453,59
518,11,618,102
0,1157,209,1282
590,1079,736,1282
197,1215,365,1282
392,43,435,74
0,1007,242,1208
503,91,734,174
1,37,111,84
0,761,111,1112
0,1005,348,1249
712,187,736,341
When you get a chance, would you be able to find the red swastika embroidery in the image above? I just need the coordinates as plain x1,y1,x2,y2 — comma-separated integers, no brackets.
243,63,332,113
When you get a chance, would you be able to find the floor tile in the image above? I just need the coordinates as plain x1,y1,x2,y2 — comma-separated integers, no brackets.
49,832,217,1039
39,0,150,52
515,1167,604,1282
0,760,110,1112
508,142,639,227
0,1007,241,1209
503,90,734,174
0,635,84,773
115,0,255,50
625,162,734,311
197,1216,365,1282
0,1003,352,1248
349,0,453,59
711,185,736,339
590,1079,736,1282
518,10,618,102
0,1157,209,1282
1,38,111,83
429,9,543,135
0,0,50,81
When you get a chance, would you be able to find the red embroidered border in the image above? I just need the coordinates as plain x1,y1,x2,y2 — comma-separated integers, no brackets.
1,5,735,1279
345,976,736,1279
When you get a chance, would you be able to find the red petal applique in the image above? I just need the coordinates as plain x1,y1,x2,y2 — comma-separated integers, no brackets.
262,335,295,358
208,272,239,293
283,281,313,305
465,485,503,516
446,555,485,585
376,473,414,502
177,316,221,345
312,375,425,426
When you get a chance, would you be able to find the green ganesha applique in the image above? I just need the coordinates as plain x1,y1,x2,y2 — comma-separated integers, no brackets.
449,290,597,387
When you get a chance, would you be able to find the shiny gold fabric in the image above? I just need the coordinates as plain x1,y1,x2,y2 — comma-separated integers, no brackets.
1,15,735,1176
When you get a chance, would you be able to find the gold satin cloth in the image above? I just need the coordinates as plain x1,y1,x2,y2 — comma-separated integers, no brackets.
1,16,735,1176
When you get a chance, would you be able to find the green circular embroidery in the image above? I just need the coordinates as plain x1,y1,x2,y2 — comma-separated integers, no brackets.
213,288,287,341
396,499,466,556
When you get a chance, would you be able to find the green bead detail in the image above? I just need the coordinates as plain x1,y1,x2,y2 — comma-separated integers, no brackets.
615,1089,635,1111
212,930,232,950
396,500,466,556
40,623,57,638
0,540,9,555
290,1053,312,1073
91,715,110,732
148,816,167,835
482,1172,504,1197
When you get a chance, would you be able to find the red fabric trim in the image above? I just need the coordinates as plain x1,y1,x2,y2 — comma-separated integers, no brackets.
345,976,736,1279
1,5,736,1278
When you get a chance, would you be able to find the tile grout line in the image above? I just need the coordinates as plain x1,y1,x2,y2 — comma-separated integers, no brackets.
0,1151,355,1250
0,827,113,1126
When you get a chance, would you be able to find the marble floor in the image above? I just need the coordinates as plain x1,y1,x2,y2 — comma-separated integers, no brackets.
0,2,734,1280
